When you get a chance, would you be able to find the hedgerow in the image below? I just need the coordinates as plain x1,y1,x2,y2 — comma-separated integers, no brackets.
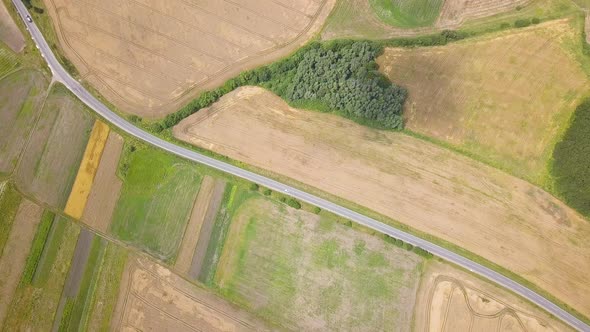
551,99,590,217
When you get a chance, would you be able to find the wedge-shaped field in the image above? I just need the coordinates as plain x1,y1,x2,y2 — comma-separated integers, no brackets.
110,147,201,262
45,0,335,117
378,20,590,183
174,86,590,317
0,0,25,52
414,261,571,332
15,83,94,208
0,69,48,174
215,197,423,331
111,255,273,331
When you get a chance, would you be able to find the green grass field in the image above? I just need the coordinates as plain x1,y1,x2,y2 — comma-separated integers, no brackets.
215,196,424,330
4,218,80,331
19,210,54,285
110,146,201,262
0,182,22,257
369,0,443,28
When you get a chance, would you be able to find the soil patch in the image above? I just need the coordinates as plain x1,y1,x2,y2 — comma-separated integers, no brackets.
111,255,272,331
45,0,335,117
413,261,572,332
64,120,110,219
0,0,25,52
81,131,123,233
174,85,590,317
175,176,225,275
187,179,226,279
0,199,42,326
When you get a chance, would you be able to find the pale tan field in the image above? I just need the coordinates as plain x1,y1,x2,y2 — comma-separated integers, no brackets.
64,120,109,219
81,131,123,233
45,0,335,117
378,20,590,183
174,86,590,317
0,0,25,52
413,261,571,332
0,199,42,326
111,255,273,332
436,0,530,28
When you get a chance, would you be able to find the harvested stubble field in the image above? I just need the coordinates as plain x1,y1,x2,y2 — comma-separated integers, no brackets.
110,146,201,262
321,0,530,39
45,0,335,117
15,83,94,208
0,69,48,174
0,0,25,52
174,86,590,318
215,196,423,331
378,20,590,184
111,255,272,332
81,131,123,233
413,261,571,332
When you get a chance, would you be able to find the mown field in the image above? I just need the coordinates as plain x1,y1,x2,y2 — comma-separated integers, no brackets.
214,195,424,331
43,0,335,117
110,145,201,262
378,19,590,185
369,0,444,28
15,83,94,208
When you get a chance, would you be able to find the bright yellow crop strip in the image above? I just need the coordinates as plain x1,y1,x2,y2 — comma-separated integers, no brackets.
64,120,110,219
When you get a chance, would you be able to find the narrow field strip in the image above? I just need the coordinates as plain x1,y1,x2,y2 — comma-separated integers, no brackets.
64,120,110,219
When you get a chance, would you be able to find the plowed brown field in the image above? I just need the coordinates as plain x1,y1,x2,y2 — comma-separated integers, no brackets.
45,0,335,117
173,86,590,317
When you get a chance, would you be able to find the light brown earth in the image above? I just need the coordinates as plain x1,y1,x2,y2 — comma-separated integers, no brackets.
413,261,571,332
0,199,42,326
378,20,590,183
174,86,590,317
44,0,335,117
0,69,48,174
436,0,530,28
0,0,25,52
15,84,93,208
175,176,225,275
81,131,123,233
111,255,273,332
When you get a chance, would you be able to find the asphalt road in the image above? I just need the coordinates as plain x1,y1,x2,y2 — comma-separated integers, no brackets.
11,1,589,330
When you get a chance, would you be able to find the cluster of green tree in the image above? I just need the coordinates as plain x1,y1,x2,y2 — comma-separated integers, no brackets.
551,99,590,217
156,40,407,130
383,234,433,258
22,0,44,13
381,29,467,47
513,17,540,28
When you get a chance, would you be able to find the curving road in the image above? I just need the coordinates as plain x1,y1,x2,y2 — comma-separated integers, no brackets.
11,1,589,331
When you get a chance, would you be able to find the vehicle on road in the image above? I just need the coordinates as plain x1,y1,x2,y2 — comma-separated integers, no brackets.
25,15,31,23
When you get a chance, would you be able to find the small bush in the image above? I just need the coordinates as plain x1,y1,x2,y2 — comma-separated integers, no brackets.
263,188,271,196
412,246,434,259
394,239,404,247
32,6,44,14
514,19,531,28
286,198,301,209
313,206,321,214
129,115,142,123
531,17,540,24
403,242,414,251
279,196,286,203
500,23,510,29
516,5,522,10
249,183,259,191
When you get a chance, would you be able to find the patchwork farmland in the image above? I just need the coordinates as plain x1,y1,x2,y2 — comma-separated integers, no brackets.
44,0,336,117
174,85,590,318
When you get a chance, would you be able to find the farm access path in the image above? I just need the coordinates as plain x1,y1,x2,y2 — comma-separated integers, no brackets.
10,1,588,331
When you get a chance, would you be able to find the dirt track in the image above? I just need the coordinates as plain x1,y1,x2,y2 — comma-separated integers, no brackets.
174,86,590,317
0,199,42,326
81,131,123,233
111,255,272,331
45,0,335,117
